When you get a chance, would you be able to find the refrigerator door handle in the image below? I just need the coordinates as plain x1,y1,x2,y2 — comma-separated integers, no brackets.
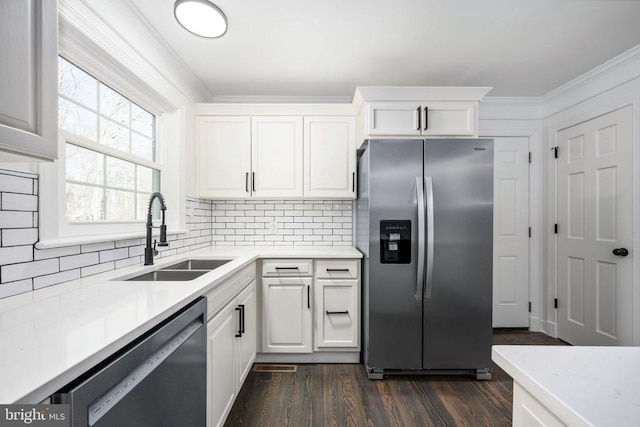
415,176,425,300
425,176,434,298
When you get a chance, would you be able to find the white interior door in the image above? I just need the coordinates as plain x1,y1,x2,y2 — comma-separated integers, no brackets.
557,106,633,345
493,137,530,327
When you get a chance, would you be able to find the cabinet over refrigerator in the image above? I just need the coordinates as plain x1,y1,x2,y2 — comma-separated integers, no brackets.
356,138,493,379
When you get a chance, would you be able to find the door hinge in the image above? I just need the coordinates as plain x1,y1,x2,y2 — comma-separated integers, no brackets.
528,227,532,238
551,146,558,159
528,302,532,313
554,224,558,234
528,152,532,163
554,298,558,309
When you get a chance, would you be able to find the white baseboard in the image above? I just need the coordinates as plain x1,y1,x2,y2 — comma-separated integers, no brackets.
255,352,360,364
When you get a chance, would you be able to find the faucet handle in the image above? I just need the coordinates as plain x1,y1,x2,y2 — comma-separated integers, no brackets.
153,240,159,256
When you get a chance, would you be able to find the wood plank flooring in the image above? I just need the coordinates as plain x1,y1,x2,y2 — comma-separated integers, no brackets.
224,331,566,427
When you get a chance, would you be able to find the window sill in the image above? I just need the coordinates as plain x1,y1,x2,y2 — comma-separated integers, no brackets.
35,229,189,249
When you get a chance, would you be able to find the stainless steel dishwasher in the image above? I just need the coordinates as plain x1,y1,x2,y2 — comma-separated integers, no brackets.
53,298,206,427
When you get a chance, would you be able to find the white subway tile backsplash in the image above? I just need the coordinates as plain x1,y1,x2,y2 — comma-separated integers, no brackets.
0,245,33,265
33,269,81,290
0,211,34,228
2,259,59,282
81,262,113,277
60,253,99,271
2,228,38,246
81,241,115,253
0,174,34,194
99,248,129,263
2,193,38,211
0,279,33,298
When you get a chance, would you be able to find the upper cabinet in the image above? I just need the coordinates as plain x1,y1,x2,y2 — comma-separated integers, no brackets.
195,104,356,200
353,86,492,144
251,116,303,198
304,116,356,199
367,102,476,137
0,0,58,160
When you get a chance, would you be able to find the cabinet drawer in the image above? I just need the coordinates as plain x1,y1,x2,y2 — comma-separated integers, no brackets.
315,260,359,279
204,263,256,319
262,259,312,276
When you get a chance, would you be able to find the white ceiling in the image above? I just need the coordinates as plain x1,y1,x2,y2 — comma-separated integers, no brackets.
130,0,640,99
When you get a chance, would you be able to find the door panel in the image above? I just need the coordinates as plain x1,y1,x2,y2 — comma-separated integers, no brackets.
493,137,530,327
366,139,423,370
557,106,633,345
423,139,493,369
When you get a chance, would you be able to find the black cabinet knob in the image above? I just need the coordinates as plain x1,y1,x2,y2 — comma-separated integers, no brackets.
612,248,629,257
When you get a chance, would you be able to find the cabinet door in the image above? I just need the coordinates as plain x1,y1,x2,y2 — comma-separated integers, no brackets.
198,116,251,199
251,116,303,198
207,302,237,427
236,280,257,387
367,103,422,136
0,0,57,160
262,277,312,353
423,102,476,136
315,279,359,349
304,116,356,198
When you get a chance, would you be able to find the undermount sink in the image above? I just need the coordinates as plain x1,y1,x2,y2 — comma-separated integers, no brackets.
126,270,210,281
117,258,234,282
160,259,232,271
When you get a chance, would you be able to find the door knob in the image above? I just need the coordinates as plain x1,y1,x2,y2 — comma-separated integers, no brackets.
612,248,629,257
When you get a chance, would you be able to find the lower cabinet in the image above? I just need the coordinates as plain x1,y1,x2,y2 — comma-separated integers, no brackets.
314,279,359,349
261,277,312,353
206,268,256,427
512,383,564,427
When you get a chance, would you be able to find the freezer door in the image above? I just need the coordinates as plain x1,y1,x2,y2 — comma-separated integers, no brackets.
366,139,424,370
423,139,493,370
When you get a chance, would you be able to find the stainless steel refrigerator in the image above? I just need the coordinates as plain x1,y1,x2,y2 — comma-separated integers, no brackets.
356,138,493,380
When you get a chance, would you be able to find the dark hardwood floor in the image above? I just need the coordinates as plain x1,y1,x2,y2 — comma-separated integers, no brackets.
224,331,566,427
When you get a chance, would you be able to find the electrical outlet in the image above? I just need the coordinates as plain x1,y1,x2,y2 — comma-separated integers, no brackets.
270,221,278,232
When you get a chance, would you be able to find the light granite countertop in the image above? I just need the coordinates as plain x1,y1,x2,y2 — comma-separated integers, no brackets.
0,246,362,404
492,345,640,426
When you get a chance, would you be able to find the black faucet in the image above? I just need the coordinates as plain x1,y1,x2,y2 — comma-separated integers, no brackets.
144,192,169,265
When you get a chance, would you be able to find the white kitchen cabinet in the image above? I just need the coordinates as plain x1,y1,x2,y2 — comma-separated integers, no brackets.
198,116,252,199
314,260,360,350
303,116,356,199
367,102,477,137
261,259,313,353
0,0,58,160
512,383,564,427
252,116,303,198
207,301,237,427
236,282,257,386
205,264,257,427
197,116,303,199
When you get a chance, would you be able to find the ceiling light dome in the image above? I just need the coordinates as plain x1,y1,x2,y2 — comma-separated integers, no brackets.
174,0,227,38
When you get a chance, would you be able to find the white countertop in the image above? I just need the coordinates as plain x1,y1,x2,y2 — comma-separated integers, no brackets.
0,246,361,404
492,345,640,426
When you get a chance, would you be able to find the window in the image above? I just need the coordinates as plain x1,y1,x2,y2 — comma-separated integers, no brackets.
57,57,161,223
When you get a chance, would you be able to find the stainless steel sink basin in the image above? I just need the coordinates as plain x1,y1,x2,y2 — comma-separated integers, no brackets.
125,270,209,281
160,259,232,271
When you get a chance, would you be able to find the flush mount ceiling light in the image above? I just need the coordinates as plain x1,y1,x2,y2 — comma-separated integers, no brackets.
174,0,227,38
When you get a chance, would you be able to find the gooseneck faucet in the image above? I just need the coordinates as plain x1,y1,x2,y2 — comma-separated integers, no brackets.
144,192,169,265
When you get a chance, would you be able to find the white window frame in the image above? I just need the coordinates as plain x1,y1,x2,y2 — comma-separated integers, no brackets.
38,40,185,248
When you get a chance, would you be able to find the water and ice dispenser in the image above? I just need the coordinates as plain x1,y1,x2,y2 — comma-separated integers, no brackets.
379,220,411,264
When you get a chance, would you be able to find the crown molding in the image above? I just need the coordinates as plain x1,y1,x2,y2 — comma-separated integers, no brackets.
211,95,353,104
540,44,640,118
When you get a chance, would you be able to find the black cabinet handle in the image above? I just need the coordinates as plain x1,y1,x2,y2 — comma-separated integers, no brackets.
307,285,310,309
326,310,349,315
239,304,245,333
252,172,256,192
613,248,629,257
424,106,428,130
326,268,350,272
235,306,242,337
416,106,421,131
245,172,249,192
352,172,355,192
275,266,299,270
